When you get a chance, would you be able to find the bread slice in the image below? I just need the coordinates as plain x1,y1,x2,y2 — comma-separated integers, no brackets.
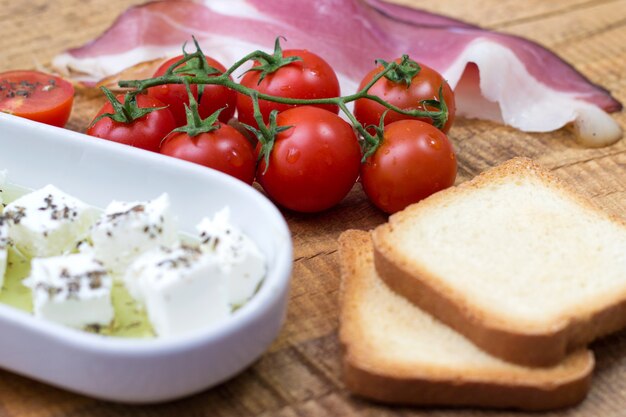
338,230,593,410
373,157,626,367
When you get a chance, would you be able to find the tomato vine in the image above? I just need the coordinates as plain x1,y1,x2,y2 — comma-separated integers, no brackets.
115,37,449,163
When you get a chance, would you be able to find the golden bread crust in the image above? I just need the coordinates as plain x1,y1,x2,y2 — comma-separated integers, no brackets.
338,230,593,410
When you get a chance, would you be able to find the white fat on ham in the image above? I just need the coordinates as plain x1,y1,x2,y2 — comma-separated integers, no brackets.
53,37,263,84
446,40,623,147
203,0,270,20
53,45,182,83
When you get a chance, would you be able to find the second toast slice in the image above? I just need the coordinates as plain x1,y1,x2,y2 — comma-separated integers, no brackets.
339,230,593,410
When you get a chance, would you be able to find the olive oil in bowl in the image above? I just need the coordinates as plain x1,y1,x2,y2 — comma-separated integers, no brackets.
0,183,154,338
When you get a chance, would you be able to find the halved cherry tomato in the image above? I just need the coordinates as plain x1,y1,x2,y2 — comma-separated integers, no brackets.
160,123,256,184
237,49,340,128
255,106,361,213
361,119,457,214
0,71,74,127
148,55,236,127
354,60,455,133
87,94,176,152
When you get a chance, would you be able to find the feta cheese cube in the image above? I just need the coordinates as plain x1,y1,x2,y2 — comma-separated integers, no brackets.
3,185,98,258
0,216,8,288
124,244,229,338
91,193,177,275
25,253,114,328
197,208,266,306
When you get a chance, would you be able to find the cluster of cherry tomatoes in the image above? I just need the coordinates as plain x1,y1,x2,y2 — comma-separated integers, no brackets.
0,45,458,215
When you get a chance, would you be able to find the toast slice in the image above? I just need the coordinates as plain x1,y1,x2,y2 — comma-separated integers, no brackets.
338,230,593,410
373,157,626,367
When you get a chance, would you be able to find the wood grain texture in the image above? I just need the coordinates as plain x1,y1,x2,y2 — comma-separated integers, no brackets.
0,0,624,415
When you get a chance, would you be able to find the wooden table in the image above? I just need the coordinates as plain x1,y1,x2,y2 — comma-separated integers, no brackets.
0,0,625,415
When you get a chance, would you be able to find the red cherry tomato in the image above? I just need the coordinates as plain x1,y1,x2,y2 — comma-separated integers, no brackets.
87,94,176,152
0,70,74,127
354,60,455,133
160,124,256,184
148,55,236,127
237,49,340,128
255,106,361,213
361,119,457,214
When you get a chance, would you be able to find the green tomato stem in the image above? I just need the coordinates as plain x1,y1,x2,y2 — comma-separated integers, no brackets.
222,50,275,78
250,92,273,143
119,74,445,128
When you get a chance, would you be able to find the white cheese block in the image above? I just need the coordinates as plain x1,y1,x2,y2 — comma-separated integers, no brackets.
25,253,114,328
197,208,266,306
3,185,98,258
91,193,178,275
0,216,8,289
124,244,229,338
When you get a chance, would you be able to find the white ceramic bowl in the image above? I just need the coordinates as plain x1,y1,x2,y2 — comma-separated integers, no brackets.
0,113,292,403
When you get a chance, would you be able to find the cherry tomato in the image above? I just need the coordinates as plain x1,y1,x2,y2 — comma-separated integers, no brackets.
160,124,256,184
361,120,457,214
87,94,176,152
256,106,361,213
237,49,340,128
0,71,74,127
354,60,455,133
148,55,236,127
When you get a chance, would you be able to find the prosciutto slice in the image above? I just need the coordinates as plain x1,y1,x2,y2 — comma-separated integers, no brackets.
53,0,623,146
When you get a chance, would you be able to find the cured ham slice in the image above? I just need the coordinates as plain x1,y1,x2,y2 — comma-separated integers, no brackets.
52,0,622,146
